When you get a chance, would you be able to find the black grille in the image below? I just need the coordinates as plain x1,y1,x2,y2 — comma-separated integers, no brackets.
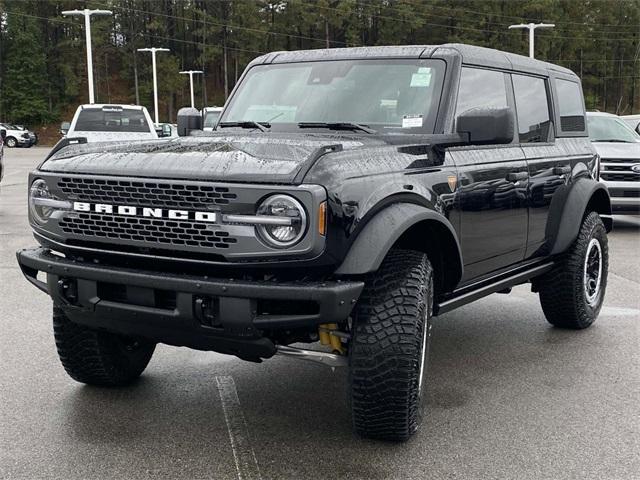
600,173,640,182
613,190,640,198
604,165,633,171
601,158,639,164
57,177,237,210
59,213,238,249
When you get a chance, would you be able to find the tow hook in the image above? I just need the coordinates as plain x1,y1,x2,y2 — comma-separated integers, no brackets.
57,278,78,304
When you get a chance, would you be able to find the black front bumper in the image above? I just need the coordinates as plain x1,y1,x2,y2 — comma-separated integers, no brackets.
17,248,363,360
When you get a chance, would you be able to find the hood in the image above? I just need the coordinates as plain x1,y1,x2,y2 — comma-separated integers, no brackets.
592,141,640,160
41,133,383,184
69,131,157,143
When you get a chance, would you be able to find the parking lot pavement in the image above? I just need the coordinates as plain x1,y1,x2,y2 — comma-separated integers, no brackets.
1,147,639,480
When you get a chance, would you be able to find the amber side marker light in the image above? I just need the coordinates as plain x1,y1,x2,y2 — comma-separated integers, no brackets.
318,201,327,236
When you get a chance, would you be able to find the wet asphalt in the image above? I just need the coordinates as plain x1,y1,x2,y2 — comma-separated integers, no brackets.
1,147,639,480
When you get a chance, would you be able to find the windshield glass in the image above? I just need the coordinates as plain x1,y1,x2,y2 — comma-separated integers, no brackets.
587,115,640,143
203,110,221,128
220,59,446,133
74,108,152,133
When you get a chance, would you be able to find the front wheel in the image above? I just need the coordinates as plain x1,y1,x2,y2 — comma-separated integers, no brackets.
53,306,156,386
5,137,17,148
539,211,609,329
349,249,434,441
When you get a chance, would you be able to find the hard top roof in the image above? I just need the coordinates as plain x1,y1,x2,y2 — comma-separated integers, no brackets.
252,43,575,77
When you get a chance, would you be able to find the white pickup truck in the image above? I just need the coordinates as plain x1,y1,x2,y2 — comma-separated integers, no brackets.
66,104,169,142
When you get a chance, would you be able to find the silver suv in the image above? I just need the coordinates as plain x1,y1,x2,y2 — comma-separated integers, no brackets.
587,112,640,214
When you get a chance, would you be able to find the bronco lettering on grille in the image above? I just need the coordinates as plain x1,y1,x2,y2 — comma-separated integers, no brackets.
72,202,217,222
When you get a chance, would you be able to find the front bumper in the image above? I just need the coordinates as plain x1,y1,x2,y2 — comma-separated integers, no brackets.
607,184,640,214
17,247,363,360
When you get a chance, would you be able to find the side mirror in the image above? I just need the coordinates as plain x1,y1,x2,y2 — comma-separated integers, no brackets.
177,107,202,136
0,129,6,142
60,122,70,136
155,124,173,138
456,107,514,145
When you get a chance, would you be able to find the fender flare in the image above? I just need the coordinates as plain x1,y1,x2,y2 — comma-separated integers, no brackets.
546,178,611,256
335,203,463,284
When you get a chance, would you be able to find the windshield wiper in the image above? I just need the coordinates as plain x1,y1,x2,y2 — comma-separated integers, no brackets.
297,122,377,134
592,139,633,143
218,121,269,132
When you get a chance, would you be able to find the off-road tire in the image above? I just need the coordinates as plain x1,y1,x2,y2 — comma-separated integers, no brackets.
53,306,156,386
5,136,17,148
349,249,433,441
539,211,608,329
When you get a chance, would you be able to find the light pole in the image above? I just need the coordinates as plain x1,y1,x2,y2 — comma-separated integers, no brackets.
508,23,555,59
137,47,170,125
179,70,204,108
62,9,112,104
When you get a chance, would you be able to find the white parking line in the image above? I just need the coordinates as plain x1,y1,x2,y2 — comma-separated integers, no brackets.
600,306,640,317
215,375,262,480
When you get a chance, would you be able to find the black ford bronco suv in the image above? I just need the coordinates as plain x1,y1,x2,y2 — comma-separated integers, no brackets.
18,44,611,441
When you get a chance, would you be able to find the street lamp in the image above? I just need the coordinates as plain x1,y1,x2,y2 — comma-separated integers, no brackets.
508,23,555,59
62,9,112,104
137,47,170,125
179,70,204,108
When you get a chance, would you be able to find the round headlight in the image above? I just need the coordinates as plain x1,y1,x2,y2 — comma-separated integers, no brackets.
29,179,56,224
256,194,307,248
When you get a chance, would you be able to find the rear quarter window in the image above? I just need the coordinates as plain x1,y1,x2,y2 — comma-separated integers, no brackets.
74,109,152,133
554,79,586,133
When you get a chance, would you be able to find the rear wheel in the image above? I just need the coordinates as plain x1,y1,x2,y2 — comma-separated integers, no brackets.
53,306,156,386
5,137,17,148
539,211,608,329
349,249,433,441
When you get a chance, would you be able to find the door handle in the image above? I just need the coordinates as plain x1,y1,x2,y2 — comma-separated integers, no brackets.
506,172,528,182
553,166,571,175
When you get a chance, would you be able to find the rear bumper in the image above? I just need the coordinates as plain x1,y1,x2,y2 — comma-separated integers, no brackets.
16,247,363,360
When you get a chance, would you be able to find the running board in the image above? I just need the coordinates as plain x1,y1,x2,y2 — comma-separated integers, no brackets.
435,261,554,315
276,345,348,367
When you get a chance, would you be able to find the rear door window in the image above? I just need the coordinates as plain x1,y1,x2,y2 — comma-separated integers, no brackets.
456,67,508,115
555,79,586,132
512,74,553,143
75,108,152,133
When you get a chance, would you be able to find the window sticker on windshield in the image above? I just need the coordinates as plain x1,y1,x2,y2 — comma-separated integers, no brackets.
410,68,432,87
402,115,423,128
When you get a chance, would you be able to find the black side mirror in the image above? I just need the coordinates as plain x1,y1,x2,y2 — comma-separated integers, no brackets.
456,107,514,145
177,107,202,136
0,129,6,142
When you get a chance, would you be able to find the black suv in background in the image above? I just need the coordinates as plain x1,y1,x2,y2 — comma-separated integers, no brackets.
18,44,610,441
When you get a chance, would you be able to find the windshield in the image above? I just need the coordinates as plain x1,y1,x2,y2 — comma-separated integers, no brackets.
587,115,640,143
220,59,446,133
203,110,221,128
74,108,152,133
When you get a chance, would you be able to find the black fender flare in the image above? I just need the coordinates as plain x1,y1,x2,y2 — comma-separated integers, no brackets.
334,203,463,286
546,178,612,256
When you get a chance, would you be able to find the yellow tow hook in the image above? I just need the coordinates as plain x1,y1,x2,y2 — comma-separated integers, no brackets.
319,323,345,355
